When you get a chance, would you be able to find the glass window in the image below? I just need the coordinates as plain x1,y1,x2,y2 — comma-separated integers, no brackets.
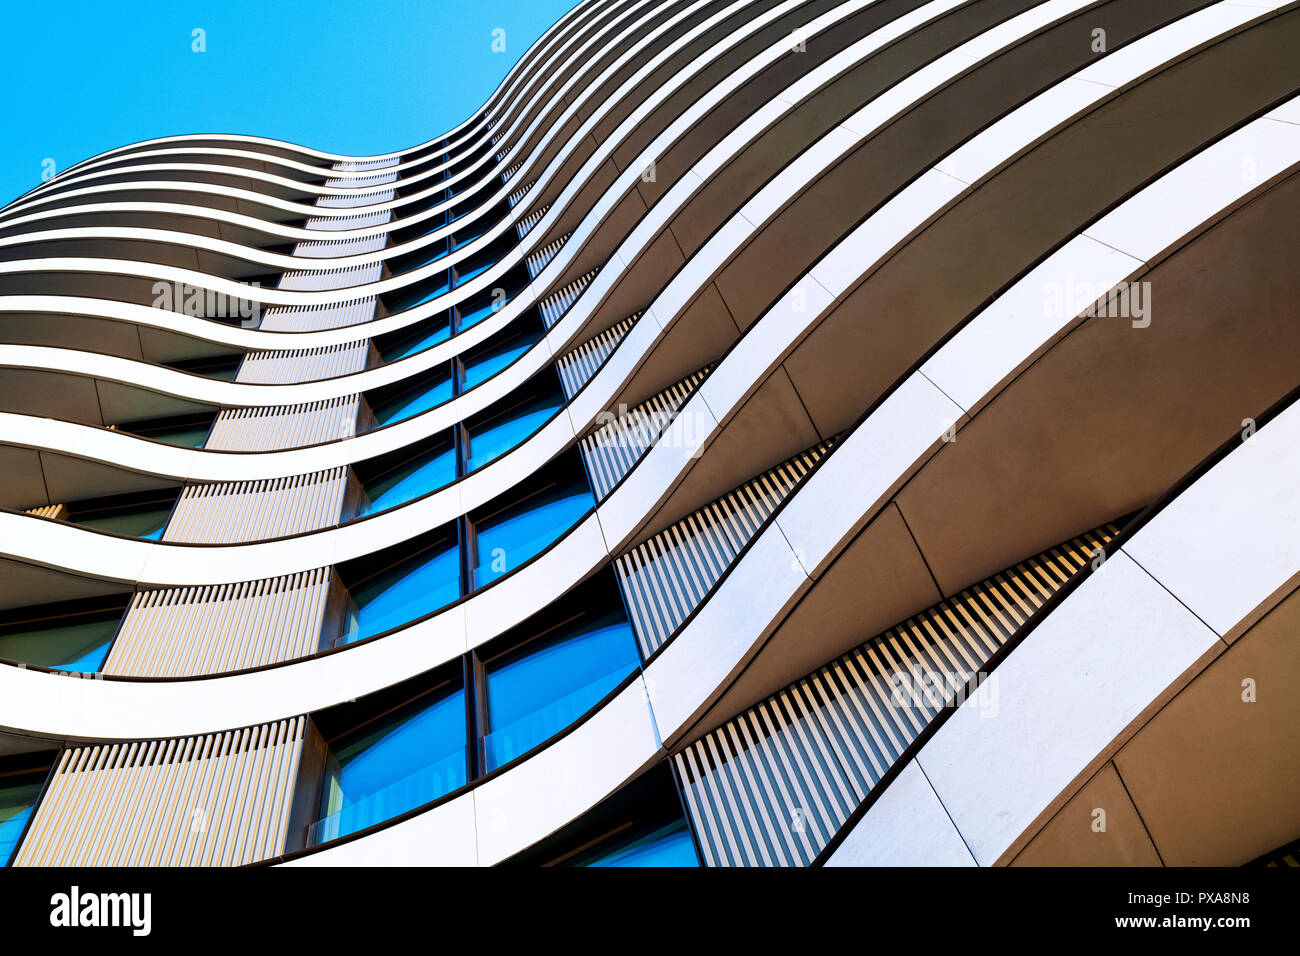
0,769,46,865
0,615,118,672
67,496,174,540
131,415,213,449
151,424,209,448
451,221,490,251
448,187,486,220
465,392,562,473
472,478,594,588
404,142,443,164
393,237,449,275
455,291,508,332
391,206,446,244
380,312,451,363
312,685,466,844
360,441,457,515
453,235,513,290
577,819,699,868
196,363,239,382
462,327,541,391
388,270,450,313
342,535,461,644
165,355,241,381
369,368,453,427
482,611,639,771
453,256,496,287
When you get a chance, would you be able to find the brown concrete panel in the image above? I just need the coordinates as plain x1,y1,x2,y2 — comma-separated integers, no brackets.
39,451,178,505
670,0,1042,260
1114,587,1300,866
1012,762,1162,866
0,312,144,360
0,446,49,510
615,281,739,410
582,225,685,335
784,9,1300,440
0,369,103,425
628,367,819,549
94,379,214,426
897,170,1300,595
687,502,944,739
548,159,643,284
0,557,130,611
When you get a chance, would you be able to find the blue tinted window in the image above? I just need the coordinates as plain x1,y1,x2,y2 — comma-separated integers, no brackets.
382,313,451,362
454,257,496,287
466,395,562,472
312,687,466,844
343,538,461,644
472,481,593,588
168,356,241,381
423,202,449,223
72,504,171,540
452,221,489,250
136,419,211,448
371,372,453,427
195,363,239,382
397,208,446,240
362,445,457,515
0,616,118,673
391,271,450,312
407,187,446,209
157,426,209,448
394,238,449,275
0,772,45,865
482,613,639,771
456,289,515,333
462,328,541,391
582,820,699,868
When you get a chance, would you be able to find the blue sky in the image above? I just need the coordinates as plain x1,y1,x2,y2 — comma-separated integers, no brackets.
0,0,580,205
